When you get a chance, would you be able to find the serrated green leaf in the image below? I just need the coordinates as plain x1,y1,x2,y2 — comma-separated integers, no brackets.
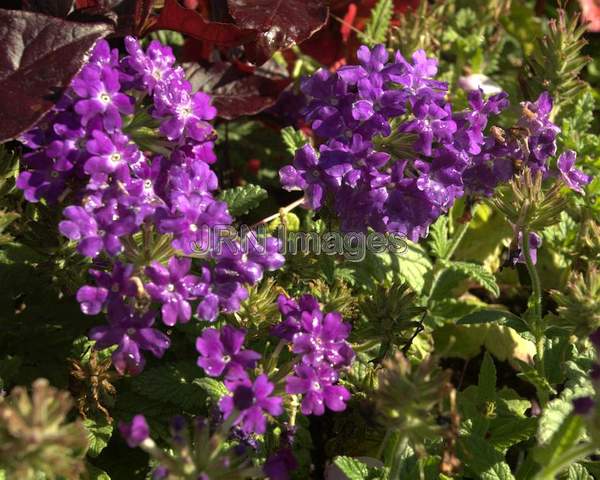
533,415,585,478
281,126,308,156
333,456,369,479
218,184,267,217
359,0,393,46
131,363,207,411
488,417,538,451
84,417,113,458
517,364,557,401
537,398,578,445
478,352,497,404
566,464,593,480
391,240,432,293
429,216,450,258
445,260,500,297
193,377,228,402
459,433,516,480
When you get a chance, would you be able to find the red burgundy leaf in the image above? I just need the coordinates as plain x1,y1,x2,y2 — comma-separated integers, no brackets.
150,0,255,47
22,0,75,18
71,0,154,37
0,9,113,142
185,60,290,120
227,0,329,64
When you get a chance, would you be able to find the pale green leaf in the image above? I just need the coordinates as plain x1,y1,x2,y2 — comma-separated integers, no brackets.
333,456,369,479
218,184,267,217
445,260,500,297
281,126,308,156
84,417,113,458
193,377,228,402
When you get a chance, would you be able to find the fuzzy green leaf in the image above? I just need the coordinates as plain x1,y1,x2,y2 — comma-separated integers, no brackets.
281,126,308,156
84,418,113,458
459,433,516,480
193,377,228,402
567,464,593,480
131,363,207,410
429,217,450,259
218,184,267,217
478,352,497,404
445,260,500,297
488,417,538,451
333,456,369,479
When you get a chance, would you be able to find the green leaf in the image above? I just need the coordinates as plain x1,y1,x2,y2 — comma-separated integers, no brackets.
533,415,585,478
391,240,432,293
488,417,538,451
218,184,267,217
333,456,369,479
359,0,393,46
193,377,228,402
429,216,450,258
433,323,536,363
86,464,111,480
281,126,308,156
478,352,497,404
537,397,579,445
566,464,593,480
459,433,516,480
445,260,500,297
84,417,113,458
517,364,557,401
131,363,207,410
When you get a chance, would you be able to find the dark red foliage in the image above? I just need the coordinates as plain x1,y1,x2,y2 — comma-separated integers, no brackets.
228,0,329,65
185,60,290,120
157,0,329,66
22,0,74,17
0,8,114,142
71,0,154,37
150,0,255,48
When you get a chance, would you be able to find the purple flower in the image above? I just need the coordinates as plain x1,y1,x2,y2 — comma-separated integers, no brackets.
292,310,354,368
285,364,351,416
123,36,178,93
195,325,261,377
145,257,200,326
72,60,133,130
89,305,170,375
17,35,286,379
219,374,283,435
154,83,217,141
214,236,285,285
77,263,138,315
557,150,590,193
84,130,141,177
263,448,298,480
573,396,595,415
514,231,542,266
119,414,149,447
279,44,514,240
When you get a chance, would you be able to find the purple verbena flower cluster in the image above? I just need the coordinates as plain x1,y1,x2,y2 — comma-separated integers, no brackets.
196,325,283,435
274,294,354,416
280,45,591,240
279,44,509,240
17,38,284,375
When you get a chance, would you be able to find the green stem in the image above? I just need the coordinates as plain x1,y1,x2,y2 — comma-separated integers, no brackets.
522,226,547,405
